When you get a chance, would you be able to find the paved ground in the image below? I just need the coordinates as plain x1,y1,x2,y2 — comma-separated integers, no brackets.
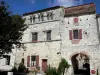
27,72,45,75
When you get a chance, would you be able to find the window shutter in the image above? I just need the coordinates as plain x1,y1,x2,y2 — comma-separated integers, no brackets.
69,30,72,40
36,56,39,67
27,56,30,67
79,29,82,39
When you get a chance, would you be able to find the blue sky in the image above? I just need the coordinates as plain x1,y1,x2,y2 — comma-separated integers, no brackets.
3,0,100,15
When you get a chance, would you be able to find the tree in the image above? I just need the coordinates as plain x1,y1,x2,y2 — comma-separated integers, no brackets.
0,1,27,54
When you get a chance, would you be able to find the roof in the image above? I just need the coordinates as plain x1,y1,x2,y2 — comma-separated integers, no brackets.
64,3,96,17
23,3,96,17
23,6,62,16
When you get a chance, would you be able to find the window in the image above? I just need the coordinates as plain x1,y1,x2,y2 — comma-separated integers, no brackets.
50,13,53,20
69,29,82,40
32,32,38,42
38,14,40,21
27,55,39,67
73,30,78,39
47,14,49,20
46,30,51,40
47,12,53,20
41,14,44,21
33,16,35,23
21,58,24,64
31,56,36,66
30,16,32,23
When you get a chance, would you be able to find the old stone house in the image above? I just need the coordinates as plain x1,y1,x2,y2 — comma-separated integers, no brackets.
15,3,100,75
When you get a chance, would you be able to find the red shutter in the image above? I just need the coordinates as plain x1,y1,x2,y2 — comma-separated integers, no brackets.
27,56,30,67
69,30,72,40
74,18,78,23
36,56,39,67
79,29,82,39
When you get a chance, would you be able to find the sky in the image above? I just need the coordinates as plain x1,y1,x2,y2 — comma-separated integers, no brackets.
3,0,100,15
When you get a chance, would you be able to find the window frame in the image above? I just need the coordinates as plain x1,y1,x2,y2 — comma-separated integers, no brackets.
32,32,38,42
33,16,35,23
30,16,32,23
73,30,79,39
46,30,51,41
41,13,44,21
69,29,82,40
31,56,36,66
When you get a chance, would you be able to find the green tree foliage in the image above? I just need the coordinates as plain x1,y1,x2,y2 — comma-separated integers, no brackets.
57,58,70,75
0,1,27,54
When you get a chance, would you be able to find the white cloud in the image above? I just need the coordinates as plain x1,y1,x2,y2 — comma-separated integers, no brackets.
53,0,83,7
29,0,35,4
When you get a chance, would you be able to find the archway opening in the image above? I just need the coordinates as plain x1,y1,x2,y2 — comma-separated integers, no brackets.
71,53,90,75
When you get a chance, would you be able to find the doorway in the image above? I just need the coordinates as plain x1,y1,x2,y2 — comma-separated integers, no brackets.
71,53,90,75
42,59,47,72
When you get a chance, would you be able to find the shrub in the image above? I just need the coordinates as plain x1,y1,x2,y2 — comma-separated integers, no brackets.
18,63,26,73
46,66,58,75
57,58,70,75
11,66,17,72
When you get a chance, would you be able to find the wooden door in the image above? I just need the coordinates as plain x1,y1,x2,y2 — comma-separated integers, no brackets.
42,59,47,72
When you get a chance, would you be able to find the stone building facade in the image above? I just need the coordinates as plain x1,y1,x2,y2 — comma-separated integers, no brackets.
15,3,100,75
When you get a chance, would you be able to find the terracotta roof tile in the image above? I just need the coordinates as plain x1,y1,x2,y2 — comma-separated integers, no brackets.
64,3,96,17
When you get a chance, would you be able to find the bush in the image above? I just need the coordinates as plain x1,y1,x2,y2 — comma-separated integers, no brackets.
46,58,70,75
46,66,58,75
18,63,26,73
57,58,70,75
11,66,17,72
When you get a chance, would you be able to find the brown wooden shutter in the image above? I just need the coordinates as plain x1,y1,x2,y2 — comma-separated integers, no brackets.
79,29,82,39
27,56,30,67
36,56,39,67
69,30,72,40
